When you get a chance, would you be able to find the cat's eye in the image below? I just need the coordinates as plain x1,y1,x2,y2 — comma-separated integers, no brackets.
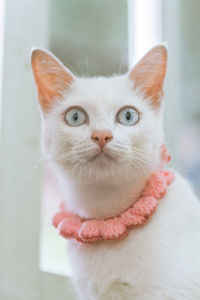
64,107,87,126
117,107,140,126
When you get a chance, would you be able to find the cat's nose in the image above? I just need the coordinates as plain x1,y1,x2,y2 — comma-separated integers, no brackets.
91,130,113,149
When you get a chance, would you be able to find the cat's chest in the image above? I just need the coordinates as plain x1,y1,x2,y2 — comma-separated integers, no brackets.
67,189,172,276
67,217,180,300
67,219,165,283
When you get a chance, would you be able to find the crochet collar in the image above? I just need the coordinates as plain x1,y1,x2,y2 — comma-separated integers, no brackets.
52,145,175,244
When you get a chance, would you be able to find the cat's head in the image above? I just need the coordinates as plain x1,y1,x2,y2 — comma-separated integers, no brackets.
31,46,167,185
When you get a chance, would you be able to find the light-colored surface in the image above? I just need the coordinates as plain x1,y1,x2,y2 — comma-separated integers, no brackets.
162,0,183,168
0,0,77,299
0,0,5,130
128,0,162,67
49,0,128,77
40,167,72,277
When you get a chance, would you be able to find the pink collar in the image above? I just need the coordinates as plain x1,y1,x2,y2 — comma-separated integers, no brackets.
52,145,175,243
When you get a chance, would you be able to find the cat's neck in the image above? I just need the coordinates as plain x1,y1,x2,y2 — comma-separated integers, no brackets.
59,172,150,219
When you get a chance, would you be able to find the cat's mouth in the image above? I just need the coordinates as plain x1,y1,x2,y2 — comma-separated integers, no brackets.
89,151,114,162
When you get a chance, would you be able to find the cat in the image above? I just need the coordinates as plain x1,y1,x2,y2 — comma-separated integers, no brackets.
31,45,200,300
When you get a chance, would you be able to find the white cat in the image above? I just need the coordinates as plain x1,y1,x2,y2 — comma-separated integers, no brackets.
31,46,200,300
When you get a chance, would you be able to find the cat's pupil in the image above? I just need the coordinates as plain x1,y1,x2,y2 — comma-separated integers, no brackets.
126,111,131,121
73,112,79,121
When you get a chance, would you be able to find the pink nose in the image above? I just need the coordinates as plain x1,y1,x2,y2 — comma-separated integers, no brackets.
91,130,113,149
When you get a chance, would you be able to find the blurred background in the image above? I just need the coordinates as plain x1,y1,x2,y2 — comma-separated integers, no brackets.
0,0,200,299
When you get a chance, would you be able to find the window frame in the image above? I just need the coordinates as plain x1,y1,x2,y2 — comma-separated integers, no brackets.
0,0,77,299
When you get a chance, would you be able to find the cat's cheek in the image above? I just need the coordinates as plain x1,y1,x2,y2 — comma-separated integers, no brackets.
41,129,52,156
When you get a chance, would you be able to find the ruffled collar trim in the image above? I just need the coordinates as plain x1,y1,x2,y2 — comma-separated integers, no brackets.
52,145,175,243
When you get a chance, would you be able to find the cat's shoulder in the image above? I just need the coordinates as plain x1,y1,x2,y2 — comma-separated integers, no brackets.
168,170,199,202
161,169,200,223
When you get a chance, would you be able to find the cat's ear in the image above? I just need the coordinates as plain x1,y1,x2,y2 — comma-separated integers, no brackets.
128,45,167,108
31,49,74,112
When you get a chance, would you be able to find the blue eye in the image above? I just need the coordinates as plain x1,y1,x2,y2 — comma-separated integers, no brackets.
65,108,87,126
117,107,140,126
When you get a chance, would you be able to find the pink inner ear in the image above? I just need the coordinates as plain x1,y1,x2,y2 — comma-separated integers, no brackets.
31,49,74,112
129,46,167,108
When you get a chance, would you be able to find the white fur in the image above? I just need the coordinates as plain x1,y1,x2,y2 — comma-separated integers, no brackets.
40,73,200,299
68,173,200,300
